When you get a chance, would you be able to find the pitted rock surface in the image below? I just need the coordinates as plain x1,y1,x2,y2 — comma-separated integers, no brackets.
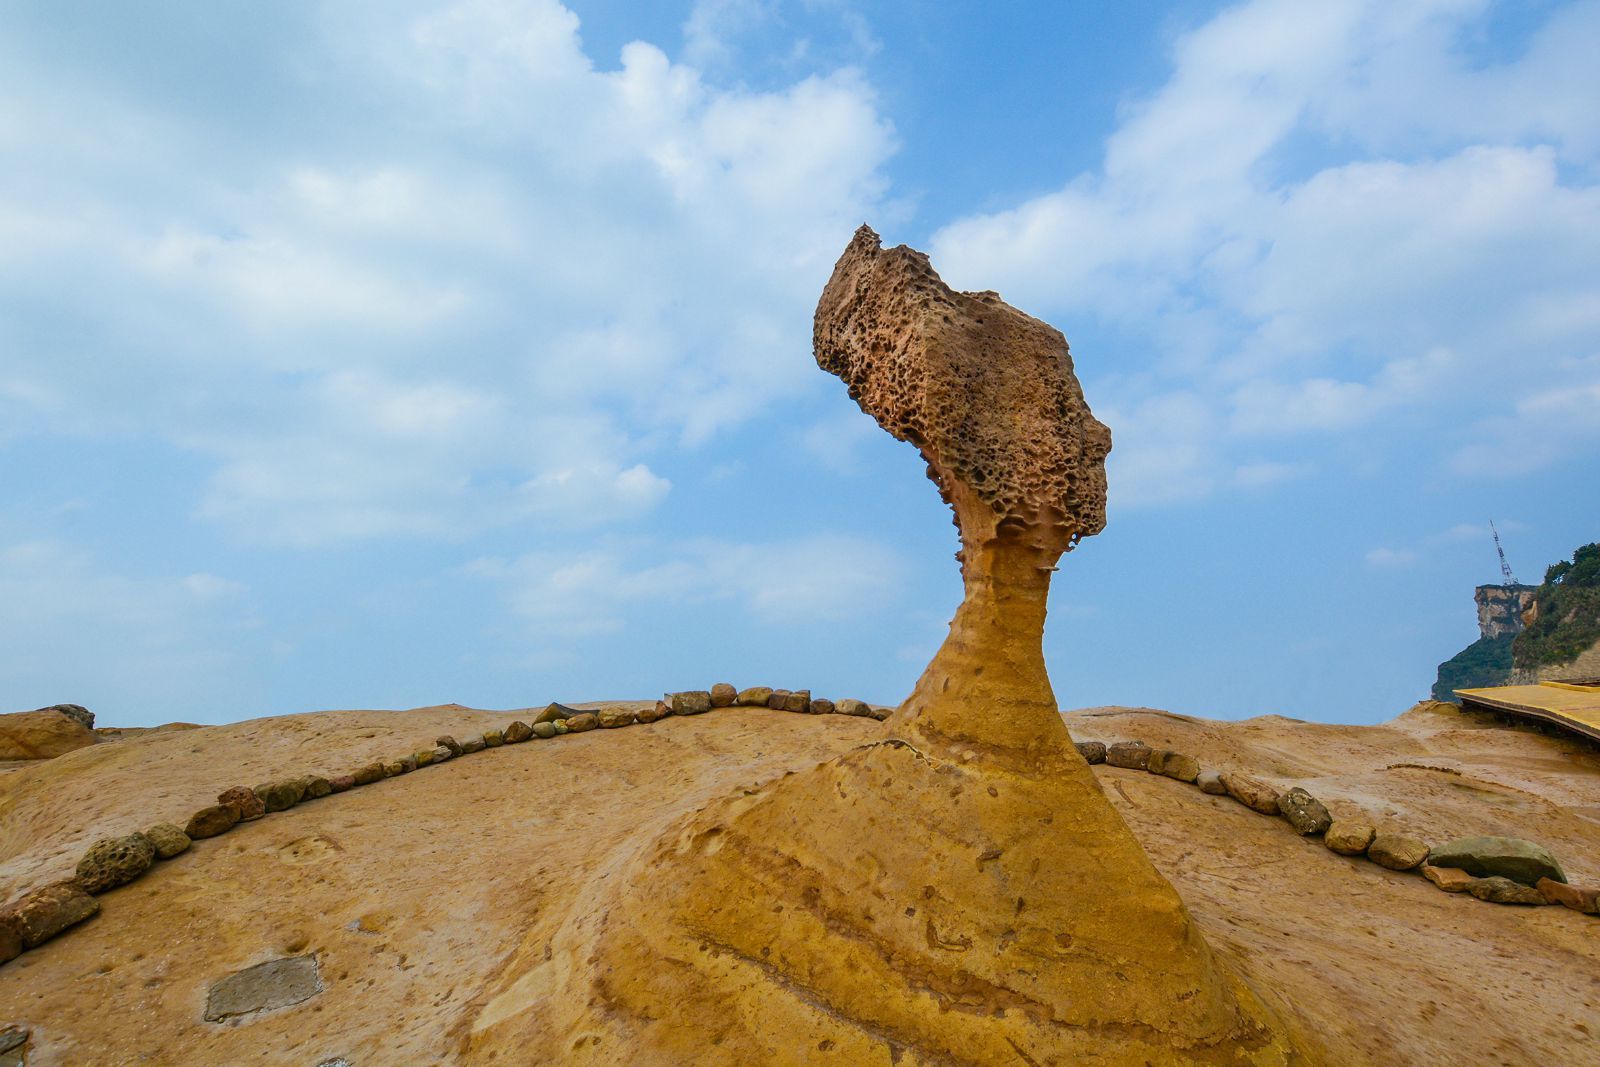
75,833,157,894
815,225,1110,558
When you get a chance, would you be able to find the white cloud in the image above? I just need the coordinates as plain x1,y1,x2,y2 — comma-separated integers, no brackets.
181,573,246,600
0,0,896,546
930,0,1600,504
1231,460,1311,490
1449,376,1600,477
1365,546,1419,568
468,532,906,637
0,541,251,714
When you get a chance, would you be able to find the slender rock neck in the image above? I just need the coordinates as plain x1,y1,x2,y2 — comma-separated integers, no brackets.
891,483,1078,766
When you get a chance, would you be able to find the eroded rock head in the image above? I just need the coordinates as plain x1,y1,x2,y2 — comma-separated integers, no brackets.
815,225,1111,556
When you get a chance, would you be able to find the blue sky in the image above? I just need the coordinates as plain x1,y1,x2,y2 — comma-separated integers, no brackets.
2,0,1596,728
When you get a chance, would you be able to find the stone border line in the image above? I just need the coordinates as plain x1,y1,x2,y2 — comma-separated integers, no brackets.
1080,738,1600,916
0,686,885,970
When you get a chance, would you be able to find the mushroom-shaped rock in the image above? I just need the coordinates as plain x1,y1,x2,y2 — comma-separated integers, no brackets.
495,228,1298,1064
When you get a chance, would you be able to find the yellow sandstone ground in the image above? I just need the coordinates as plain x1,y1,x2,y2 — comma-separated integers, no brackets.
0,699,1597,1064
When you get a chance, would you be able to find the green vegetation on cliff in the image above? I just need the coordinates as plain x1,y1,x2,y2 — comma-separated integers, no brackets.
1514,542,1600,670
1432,634,1516,701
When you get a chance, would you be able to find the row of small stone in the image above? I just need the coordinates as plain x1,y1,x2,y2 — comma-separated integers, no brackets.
1081,739,1600,917
0,683,882,969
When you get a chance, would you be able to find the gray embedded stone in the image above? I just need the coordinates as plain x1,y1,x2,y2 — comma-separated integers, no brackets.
0,1025,26,1060
710,683,737,707
144,822,192,860
204,954,323,1022
1426,836,1566,886
1074,741,1107,765
1196,770,1227,795
76,833,157,894
836,698,872,718
460,736,486,754
1279,788,1333,836
430,746,453,763
1105,742,1151,770
671,691,713,716
532,721,558,739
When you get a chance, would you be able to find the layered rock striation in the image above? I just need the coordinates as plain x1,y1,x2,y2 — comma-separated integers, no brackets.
477,228,1296,1063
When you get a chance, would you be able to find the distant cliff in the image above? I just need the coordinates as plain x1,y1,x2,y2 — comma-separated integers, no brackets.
1434,541,1600,700
1512,542,1600,684
1431,584,1534,701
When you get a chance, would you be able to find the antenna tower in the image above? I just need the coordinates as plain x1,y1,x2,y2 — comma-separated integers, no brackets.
1490,519,1517,586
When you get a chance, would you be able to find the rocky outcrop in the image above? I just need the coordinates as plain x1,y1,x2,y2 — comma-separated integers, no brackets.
1476,585,1536,640
0,706,97,760
533,227,1295,1063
